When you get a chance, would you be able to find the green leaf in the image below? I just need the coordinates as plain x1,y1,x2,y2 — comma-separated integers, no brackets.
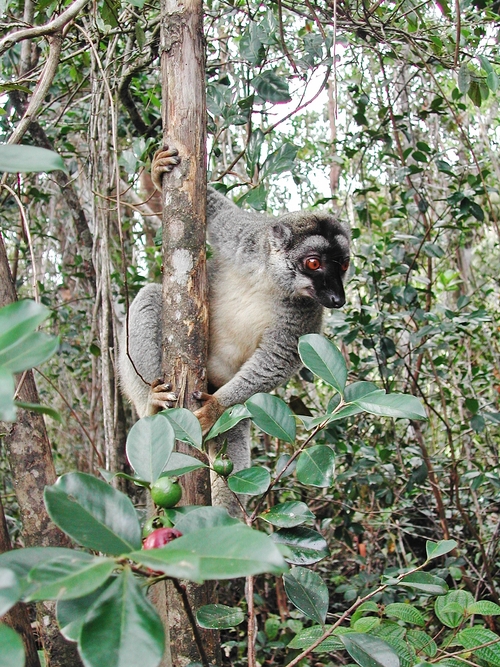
487,70,499,92
0,623,25,667
298,334,347,394
351,601,380,625
288,624,350,652
271,527,329,565
435,590,473,627
44,473,142,556
164,524,288,578
0,547,78,587
0,567,20,616
261,143,298,178
467,600,500,616
0,144,64,173
296,446,335,487
354,392,426,420
160,407,203,449
162,451,207,477
196,604,245,629
126,414,175,483
384,603,425,626
426,540,457,560
399,572,448,595
245,393,296,443
455,627,500,666
0,368,16,422
205,404,251,440
79,567,165,667
283,567,329,624
406,629,437,658
57,580,114,642
457,65,471,94
127,549,203,582
344,382,383,403
0,332,59,373
173,506,240,534
227,467,271,495
26,554,115,601
341,632,400,667
239,25,265,65
251,70,291,103
0,300,50,350
352,617,380,633
259,501,315,528
14,401,62,422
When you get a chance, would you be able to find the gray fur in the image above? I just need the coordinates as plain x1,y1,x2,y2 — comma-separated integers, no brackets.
119,186,350,512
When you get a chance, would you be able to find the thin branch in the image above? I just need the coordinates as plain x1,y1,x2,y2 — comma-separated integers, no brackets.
0,0,90,55
8,34,63,145
171,579,210,667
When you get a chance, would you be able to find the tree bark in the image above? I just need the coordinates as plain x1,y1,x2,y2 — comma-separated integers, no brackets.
0,232,83,667
156,0,220,665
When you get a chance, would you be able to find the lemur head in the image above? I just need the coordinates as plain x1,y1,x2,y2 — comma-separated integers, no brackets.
269,212,350,308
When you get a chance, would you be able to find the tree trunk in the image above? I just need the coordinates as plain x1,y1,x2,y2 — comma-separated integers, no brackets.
0,232,83,667
155,0,220,664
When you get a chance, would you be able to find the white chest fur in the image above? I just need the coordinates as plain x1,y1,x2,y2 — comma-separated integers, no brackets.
207,262,277,388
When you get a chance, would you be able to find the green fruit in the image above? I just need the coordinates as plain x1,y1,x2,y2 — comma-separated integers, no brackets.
150,476,182,508
212,455,234,477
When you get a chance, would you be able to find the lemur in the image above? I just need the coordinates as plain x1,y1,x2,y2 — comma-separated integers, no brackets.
119,146,350,507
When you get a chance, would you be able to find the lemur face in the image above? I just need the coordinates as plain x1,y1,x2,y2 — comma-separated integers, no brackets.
270,212,351,308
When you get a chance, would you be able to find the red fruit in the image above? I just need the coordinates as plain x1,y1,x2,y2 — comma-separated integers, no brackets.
143,527,182,549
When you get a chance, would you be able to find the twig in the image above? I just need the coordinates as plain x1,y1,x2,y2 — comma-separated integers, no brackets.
171,579,210,667
0,0,90,54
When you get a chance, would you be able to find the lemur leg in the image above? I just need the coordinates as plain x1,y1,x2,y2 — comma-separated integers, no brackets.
151,146,181,191
148,379,178,415
192,390,226,435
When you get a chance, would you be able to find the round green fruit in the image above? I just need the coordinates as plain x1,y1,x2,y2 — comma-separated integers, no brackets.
150,476,182,508
212,455,234,477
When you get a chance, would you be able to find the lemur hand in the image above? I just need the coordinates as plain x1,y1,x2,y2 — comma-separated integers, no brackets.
192,391,226,436
151,145,181,191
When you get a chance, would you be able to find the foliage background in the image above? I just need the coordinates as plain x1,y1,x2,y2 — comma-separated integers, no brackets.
1,0,500,664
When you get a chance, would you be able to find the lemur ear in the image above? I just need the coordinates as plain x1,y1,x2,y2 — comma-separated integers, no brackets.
270,222,293,249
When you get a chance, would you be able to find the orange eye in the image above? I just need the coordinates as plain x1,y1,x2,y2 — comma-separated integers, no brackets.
305,258,321,271
341,260,350,272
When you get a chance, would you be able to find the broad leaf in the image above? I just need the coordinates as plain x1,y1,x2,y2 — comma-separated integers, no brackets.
296,446,335,487
259,501,314,528
126,413,175,483
0,623,25,667
298,334,347,394
467,600,500,616
79,567,165,667
355,392,426,420
173,506,239,534
165,524,287,578
227,466,271,495
44,473,142,556
271,527,329,565
251,70,291,103
0,144,64,173
0,300,50,350
160,407,203,449
0,547,78,588
161,451,207,476
406,629,437,658
287,624,351,652
205,404,251,440
341,632,400,667
435,590,473,627
455,627,500,666
27,553,115,601
0,567,20,616
0,368,16,422
246,393,296,443
425,539,457,560
399,572,448,595
196,604,245,629
261,143,298,178
344,381,383,402
283,567,329,624
0,332,59,373
384,603,425,626
57,580,114,642
127,549,202,582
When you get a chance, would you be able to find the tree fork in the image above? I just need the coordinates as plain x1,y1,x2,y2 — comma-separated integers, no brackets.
155,0,221,664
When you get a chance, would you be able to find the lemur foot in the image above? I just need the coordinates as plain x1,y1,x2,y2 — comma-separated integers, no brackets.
148,378,178,414
192,391,226,436
151,146,181,191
